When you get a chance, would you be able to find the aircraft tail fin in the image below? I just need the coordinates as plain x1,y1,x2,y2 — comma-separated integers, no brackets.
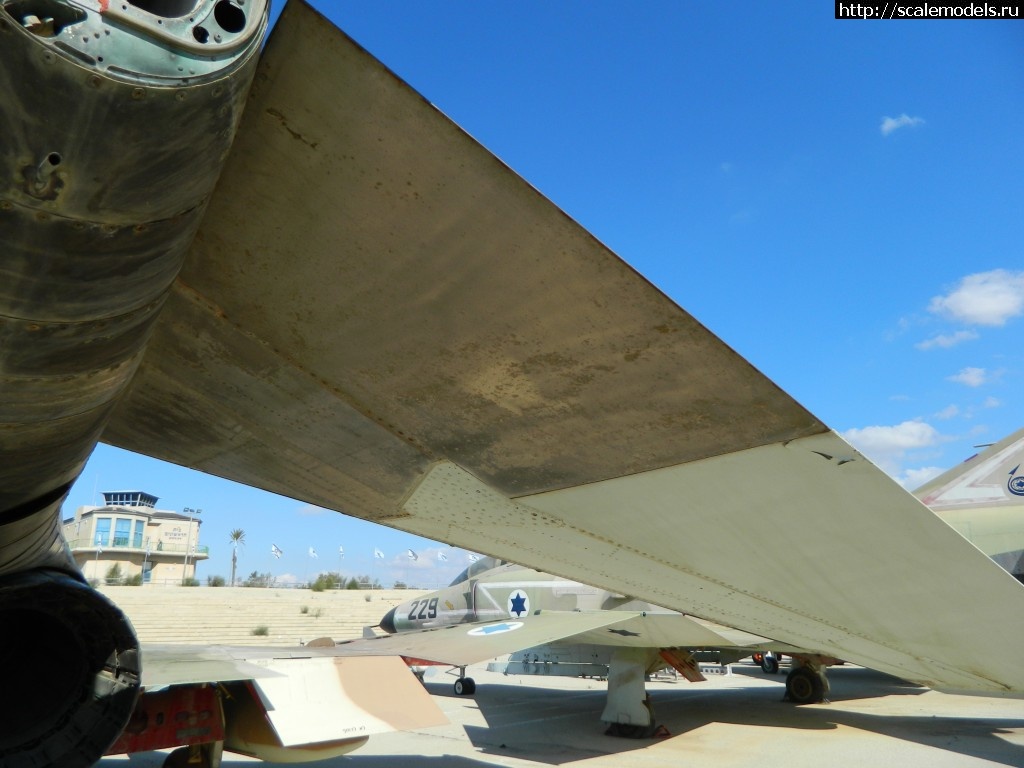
914,427,1024,510
915,427,1024,583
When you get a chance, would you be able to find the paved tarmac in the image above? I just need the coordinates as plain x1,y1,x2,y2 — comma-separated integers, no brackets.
100,661,1024,768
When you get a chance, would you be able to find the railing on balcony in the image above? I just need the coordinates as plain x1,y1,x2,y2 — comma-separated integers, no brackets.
65,538,210,557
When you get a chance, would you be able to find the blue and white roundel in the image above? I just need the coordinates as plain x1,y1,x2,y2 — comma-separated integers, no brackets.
507,589,529,618
1008,463,1024,497
1010,472,1024,497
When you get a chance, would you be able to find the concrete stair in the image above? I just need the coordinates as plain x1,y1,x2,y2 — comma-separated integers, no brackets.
98,585,428,646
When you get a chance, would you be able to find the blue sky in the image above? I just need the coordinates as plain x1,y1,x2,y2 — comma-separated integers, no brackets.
65,3,1024,588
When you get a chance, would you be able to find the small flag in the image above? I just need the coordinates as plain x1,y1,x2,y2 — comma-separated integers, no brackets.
271,544,283,559
407,549,418,561
145,541,151,557
438,551,448,562
309,546,318,559
374,548,384,559
339,546,345,558
96,542,103,555
468,554,480,562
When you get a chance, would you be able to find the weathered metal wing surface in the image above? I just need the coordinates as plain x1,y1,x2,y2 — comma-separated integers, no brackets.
104,0,1024,695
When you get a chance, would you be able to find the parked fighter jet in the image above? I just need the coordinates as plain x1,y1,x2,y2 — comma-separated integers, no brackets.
342,557,825,736
3,0,1024,766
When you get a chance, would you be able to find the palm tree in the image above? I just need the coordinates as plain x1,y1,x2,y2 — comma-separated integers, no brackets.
229,528,246,587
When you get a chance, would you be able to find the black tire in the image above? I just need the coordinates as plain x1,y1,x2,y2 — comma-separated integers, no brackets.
454,677,476,695
786,667,826,704
605,722,652,738
761,652,780,674
162,744,217,768
162,747,195,768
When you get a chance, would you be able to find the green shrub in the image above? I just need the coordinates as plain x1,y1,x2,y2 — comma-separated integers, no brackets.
207,575,226,587
124,573,143,586
104,563,124,586
309,572,343,592
251,625,269,636
244,571,275,588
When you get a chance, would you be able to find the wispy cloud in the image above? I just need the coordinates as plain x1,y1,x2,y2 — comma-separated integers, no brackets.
928,269,1024,326
915,330,978,350
900,466,945,491
948,367,987,387
880,113,925,136
933,404,959,420
842,420,943,477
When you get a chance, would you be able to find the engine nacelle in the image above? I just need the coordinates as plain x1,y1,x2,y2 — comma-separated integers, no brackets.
0,569,141,767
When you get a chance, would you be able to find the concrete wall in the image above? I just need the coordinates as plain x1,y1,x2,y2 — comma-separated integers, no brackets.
99,585,429,646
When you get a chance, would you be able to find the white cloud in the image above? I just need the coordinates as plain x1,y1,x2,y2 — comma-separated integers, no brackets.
948,367,987,387
899,466,945,491
934,404,959,420
927,269,1024,326
983,396,1001,409
880,113,925,136
915,330,978,350
842,420,943,476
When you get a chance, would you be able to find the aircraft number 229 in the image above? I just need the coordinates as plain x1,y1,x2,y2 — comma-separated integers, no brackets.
407,597,439,620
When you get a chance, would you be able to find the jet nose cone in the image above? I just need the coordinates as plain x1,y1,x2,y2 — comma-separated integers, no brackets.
380,606,398,634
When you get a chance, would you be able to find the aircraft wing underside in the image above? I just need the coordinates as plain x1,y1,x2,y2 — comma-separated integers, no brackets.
103,0,1024,696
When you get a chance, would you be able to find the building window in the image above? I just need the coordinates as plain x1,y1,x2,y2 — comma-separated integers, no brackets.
133,520,144,549
95,517,111,547
114,519,131,548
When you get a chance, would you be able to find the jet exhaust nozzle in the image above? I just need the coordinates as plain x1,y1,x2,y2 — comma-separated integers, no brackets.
0,569,142,768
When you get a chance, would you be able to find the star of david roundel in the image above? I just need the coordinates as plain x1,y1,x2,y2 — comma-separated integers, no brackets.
507,589,530,618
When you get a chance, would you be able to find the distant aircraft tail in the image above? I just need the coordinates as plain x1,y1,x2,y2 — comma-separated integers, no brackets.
914,428,1024,582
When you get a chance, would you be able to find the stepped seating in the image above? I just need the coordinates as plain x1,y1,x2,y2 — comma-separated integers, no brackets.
99,586,428,646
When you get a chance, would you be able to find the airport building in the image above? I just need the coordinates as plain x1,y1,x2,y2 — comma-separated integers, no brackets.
62,491,209,585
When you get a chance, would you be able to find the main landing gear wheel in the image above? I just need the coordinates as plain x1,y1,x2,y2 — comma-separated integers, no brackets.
785,666,828,704
605,722,655,738
454,677,476,695
163,747,207,768
162,742,222,768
